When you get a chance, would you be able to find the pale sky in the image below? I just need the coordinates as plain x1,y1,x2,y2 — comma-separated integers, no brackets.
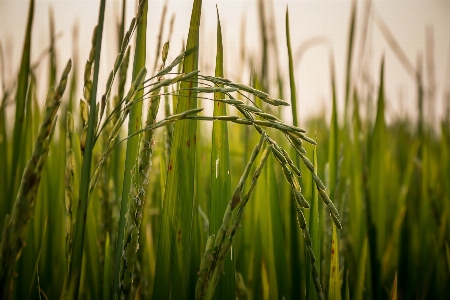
1,0,449,125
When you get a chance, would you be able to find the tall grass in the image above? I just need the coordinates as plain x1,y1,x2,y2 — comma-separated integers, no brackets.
0,0,449,299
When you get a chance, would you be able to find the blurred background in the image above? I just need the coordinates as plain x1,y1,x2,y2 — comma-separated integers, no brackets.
1,0,449,125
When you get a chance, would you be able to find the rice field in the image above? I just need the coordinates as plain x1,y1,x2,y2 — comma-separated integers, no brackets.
0,0,449,299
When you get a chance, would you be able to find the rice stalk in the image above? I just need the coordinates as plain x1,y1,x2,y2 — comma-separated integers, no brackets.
306,145,321,300
119,41,168,297
293,198,324,300
367,59,386,300
353,236,368,300
112,0,148,296
197,140,271,300
65,111,75,270
153,0,202,297
79,25,97,154
0,59,71,299
328,224,341,300
343,0,357,122
285,6,298,126
164,85,173,161
67,0,106,297
208,8,235,299
9,0,34,205
258,152,290,299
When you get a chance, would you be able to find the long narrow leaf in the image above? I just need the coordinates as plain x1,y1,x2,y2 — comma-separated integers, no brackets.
328,224,341,300
10,0,34,203
113,0,148,296
209,8,234,300
68,0,106,297
153,0,202,298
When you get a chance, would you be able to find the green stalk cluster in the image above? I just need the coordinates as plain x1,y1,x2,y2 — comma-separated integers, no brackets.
192,76,342,299
0,60,71,299
89,67,147,196
119,42,169,297
65,111,75,270
196,135,271,299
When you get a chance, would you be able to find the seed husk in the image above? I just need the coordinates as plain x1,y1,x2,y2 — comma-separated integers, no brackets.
255,112,280,121
313,174,326,190
271,146,287,165
330,210,343,229
240,104,262,113
301,155,315,173
253,120,273,127
232,119,253,125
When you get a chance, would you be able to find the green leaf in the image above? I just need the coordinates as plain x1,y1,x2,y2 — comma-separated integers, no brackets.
112,0,148,296
259,155,290,299
328,224,341,300
10,0,34,203
153,0,202,298
285,7,298,126
328,55,338,201
343,0,357,122
369,59,386,256
209,7,235,300
68,0,106,297
353,236,368,300
103,234,112,300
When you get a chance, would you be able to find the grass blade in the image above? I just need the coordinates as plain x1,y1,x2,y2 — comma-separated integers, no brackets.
153,0,202,298
67,0,106,297
323,53,339,295
9,0,34,204
353,236,368,300
285,9,304,298
328,54,338,202
113,0,148,297
367,59,386,300
259,154,290,299
209,7,235,299
0,59,71,299
343,0,357,122
285,6,298,126
328,224,341,300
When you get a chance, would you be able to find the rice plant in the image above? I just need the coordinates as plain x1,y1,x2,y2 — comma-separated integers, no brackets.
0,0,449,299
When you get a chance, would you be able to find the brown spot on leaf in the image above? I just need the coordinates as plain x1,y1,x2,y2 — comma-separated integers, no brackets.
169,161,172,172
177,230,181,243
332,247,335,254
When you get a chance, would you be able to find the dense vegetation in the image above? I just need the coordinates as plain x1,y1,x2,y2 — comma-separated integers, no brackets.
0,0,449,299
